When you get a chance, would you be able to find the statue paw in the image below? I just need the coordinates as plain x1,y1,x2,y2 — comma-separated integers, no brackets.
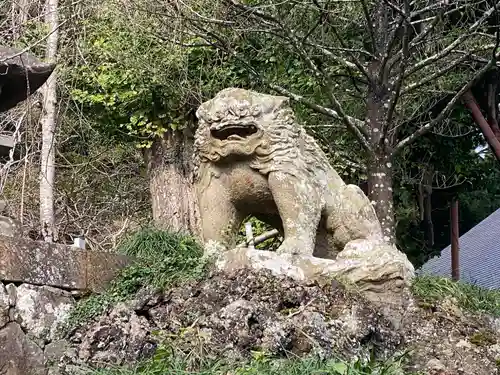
275,239,312,256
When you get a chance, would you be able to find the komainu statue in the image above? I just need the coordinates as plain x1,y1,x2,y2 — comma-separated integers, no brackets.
0,46,55,112
194,88,415,308
194,87,383,259
194,88,415,310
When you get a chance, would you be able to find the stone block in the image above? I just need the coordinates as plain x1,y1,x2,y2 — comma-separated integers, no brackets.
86,251,131,293
0,236,87,289
0,235,132,292
0,322,46,375
14,284,75,347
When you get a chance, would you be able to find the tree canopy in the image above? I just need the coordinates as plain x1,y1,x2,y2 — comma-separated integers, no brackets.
0,0,499,264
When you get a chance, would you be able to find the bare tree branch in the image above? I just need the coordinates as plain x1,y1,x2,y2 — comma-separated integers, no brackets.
393,54,499,155
405,1,500,77
401,53,472,95
384,0,411,136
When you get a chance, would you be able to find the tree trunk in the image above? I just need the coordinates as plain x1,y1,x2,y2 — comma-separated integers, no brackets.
39,0,59,242
367,153,395,243
366,58,396,243
146,130,200,236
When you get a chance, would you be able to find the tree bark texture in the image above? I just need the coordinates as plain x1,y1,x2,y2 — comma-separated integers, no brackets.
367,153,395,243
39,0,59,242
366,59,396,243
146,130,200,236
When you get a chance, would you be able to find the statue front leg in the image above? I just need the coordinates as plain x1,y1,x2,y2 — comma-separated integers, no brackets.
268,172,322,256
197,180,244,253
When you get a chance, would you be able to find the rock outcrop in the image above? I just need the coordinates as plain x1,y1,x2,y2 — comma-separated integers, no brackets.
53,268,500,375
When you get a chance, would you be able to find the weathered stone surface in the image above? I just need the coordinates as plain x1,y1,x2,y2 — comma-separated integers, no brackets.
0,236,87,289
0,46,56,112
0,283,9,328
0,235,132,291
0,215,22,237
75,303,156,367
0,322,46,375
404,297,500,375
14,284,75,347
194,88,384,258
45,339,75,367
86,251,131,293
57,267,499,374
193,88,414,302
5,283,16,306
213,241,414,308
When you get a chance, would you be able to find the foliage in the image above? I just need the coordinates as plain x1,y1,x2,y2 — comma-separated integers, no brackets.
64,0,192,147
158,0,500,244
62,228,209,332
236,216,282,251
161,0,497,151
63,0,260,148
86,345,419,375
64,0,362,163
3,0,500,267
412,275,500,317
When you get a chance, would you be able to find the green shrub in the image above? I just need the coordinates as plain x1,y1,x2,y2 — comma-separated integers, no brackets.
62,227,208,333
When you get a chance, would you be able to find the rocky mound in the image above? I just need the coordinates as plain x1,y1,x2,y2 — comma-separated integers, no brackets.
52,268,500,375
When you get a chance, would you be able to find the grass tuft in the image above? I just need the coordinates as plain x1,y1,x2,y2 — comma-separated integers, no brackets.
85,344,420,375
411,275,500,317
61,227,209,333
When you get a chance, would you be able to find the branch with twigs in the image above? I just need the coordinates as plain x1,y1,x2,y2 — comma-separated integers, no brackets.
393,52,500,155
169,0,372,150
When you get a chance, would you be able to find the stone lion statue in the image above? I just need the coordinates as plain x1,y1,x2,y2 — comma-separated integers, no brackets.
193,88,384,259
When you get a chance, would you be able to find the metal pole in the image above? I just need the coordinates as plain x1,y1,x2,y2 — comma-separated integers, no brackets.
450,199,460,281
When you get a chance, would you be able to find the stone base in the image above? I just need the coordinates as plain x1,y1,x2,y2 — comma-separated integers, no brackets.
213,238,415,308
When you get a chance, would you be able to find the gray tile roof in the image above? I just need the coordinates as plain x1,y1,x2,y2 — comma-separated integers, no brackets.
417,207,500,290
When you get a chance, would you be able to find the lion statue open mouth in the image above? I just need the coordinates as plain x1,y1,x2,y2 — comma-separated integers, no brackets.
193,88,384,259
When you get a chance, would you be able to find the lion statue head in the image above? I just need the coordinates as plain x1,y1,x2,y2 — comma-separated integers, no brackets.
193,88,331,180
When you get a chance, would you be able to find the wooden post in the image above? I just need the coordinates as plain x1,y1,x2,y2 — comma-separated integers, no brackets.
462,90,500,162
245,222,255,250
450,199,460,281
73,236,86,250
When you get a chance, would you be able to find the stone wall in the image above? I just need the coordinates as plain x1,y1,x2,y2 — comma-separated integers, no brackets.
0,282,76,375
0,233,132,374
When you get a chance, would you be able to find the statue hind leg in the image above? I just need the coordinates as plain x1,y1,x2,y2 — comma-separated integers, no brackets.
323,184,384,258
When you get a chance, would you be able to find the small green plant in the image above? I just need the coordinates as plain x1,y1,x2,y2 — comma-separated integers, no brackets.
411,275,500,317
62,227,209,333
469,330,497,346
85,343,419,375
